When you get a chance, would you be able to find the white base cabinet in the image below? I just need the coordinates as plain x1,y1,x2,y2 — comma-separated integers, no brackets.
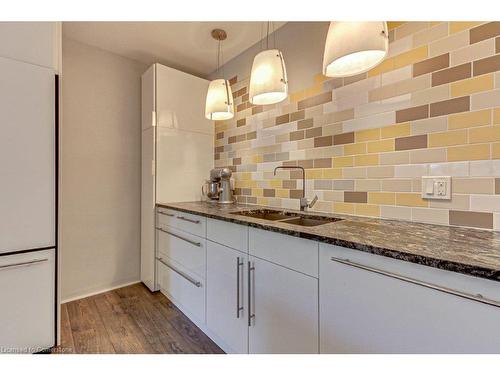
320,244,500,354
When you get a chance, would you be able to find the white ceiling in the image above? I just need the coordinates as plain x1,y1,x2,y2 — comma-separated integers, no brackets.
62,22,287,77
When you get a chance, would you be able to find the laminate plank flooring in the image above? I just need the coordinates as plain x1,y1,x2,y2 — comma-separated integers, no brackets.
57,282,224,354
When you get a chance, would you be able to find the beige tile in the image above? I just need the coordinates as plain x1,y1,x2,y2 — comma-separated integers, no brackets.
323,191,344,202
471,89,500,111
429,31,469,57
411,85,450,106
454,177,495,194
354,154,379,166
381,179,413,192
451,74,494,97
450,38,496,66
367,166,395,178
430,194,470,210
429,129,467,147
412,207,450,225
333,202,355,214
355,204,381,217
395,22,430,40
410,148,447,163
343,167,367,178
380,205,412,220
380,150,410,165
355,179,382,191
449,210,493,229
297,91,332,110
411,117,448,135
413,23,449,47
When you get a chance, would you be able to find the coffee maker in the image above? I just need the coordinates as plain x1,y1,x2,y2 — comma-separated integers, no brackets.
202,167,235,204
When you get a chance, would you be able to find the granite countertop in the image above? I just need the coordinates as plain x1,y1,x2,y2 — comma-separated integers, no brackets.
157,201,500,282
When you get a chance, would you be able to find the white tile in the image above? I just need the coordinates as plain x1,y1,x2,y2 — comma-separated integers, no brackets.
429,162,470,177
471,89,500,110
411,207,450,225
395,164,429,178
381,66,412,86
343,111,395,132
470,195,500,212
281,198,299,210
494,213,500,231
450,38,496,66
470,160,500,176
380,205,412,220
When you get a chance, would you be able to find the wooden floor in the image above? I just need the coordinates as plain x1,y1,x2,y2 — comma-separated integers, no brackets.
57,283,224,354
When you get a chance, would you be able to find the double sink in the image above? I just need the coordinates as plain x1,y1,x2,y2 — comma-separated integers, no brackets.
231,209,343,227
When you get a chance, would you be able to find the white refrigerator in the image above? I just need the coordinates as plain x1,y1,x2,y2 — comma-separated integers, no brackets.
141,63,214,291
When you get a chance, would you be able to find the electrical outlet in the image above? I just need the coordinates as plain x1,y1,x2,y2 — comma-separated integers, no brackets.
421,176,451,200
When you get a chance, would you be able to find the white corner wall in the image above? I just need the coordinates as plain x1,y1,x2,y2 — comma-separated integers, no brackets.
60,38,147,302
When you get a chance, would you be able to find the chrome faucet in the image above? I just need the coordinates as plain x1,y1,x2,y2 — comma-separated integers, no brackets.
273,166,318,211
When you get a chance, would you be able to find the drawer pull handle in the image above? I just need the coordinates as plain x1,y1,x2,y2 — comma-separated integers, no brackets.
176,216,200,224
156,227,202,247
157,211,174,217
156,257,202,288
248,261,255,326
236,257,244,318
330,257,500,309
0,258,49,271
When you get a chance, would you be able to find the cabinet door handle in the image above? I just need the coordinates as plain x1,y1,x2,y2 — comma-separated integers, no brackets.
176,216,200,224
0,258,48,271
330,257,500,309
236,257,244,318
157,210,174,217
156,227,201,247
156,257,202,288
248,261,255,326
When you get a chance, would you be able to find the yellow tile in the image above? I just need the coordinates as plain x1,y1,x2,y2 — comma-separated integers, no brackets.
305,169,323,179
334,202,355,214
387,21,406,30
428,130,467,147
333,156,354,167
270,179,282,188
275,189,289,198
354,154,379,166
355,204,381,217
344,142,367,155
240,172,252,180
368,192,395,205
367,58,395,77
367,139,395,153
393,46,428,69
493,143,500,159
449,21,483,34
447,144,490,161
257,197,269,205
451,74,494,97
396,193,428,207
252,188,263,197
356,128,380,142
322,168,343,179
448,109,491,129
381,122,411,139
494,108,500,125
247,180,258,188
469,126,500,144
252,155,263,163
314,73,329,84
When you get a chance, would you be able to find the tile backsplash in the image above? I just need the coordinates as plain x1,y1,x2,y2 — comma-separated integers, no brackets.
214,22,500,230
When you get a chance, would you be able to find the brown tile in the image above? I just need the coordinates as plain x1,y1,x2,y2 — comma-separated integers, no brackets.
283,180,297,189
343,72,367,85
275,114,290,125
228,136,237,144
214,153,220,160
233,87,247,98
496,178,500,194
290,110,305,122
396,105,429,123
297,118,314,130
430,96,470,117
290,170,304,179
236,134,246,142
449,210,493,229
282,160,297,167
275,152,289,161
236,102,247,112
497,37,500,53
232,158,241,166
215,145,224,153
263,189,275,197
216,132,224,140
247,131,257,140
395,134,428,151
242,93,249,102
297,159,314,169
228,76,238,85
314,136,333,148
344,191,368,203
473,54,500,76
297,91,332,110
252,105,263,115
263,153,275,162
314,158,332,168
237,118,246,127
431,63,471,86
305,127,322,138
290,130,304,141
413,53,449,77
469,22,500,44
289,189,303,199
333,132,355,145
247,196,257,204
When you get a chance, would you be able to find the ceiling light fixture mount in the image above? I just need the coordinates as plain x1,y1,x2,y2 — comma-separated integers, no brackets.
211,29,227,41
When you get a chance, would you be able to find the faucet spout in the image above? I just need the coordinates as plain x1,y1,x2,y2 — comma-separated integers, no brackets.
273,165,317,211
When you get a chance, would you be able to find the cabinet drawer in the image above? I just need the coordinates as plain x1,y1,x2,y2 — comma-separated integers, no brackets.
157,207,206,237
207,218,248,252
157,257,205,324
156,226,206,278
249,227,318,277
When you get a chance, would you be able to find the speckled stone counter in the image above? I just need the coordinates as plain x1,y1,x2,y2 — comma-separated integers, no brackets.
157,201,500,282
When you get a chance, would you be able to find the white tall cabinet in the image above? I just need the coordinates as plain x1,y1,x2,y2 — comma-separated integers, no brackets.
0,22,60,353
141,64,213,291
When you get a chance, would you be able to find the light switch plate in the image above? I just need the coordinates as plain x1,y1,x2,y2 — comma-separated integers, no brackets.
422,176,451,200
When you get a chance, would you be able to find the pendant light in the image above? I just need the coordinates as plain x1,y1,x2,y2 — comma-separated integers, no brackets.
249,22,288,105
205,29,234,121
322,22,389,78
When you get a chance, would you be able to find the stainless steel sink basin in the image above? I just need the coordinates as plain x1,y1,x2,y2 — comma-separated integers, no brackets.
231,209,342,227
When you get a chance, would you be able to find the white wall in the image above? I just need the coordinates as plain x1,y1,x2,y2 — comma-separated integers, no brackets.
60,38,147,301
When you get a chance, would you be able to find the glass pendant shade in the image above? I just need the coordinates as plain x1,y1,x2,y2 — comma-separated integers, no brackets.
249,49,288,105
205,78,234,121
323,22,388,78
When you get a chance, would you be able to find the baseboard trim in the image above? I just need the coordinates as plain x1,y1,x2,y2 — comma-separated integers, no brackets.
61,280,141,304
